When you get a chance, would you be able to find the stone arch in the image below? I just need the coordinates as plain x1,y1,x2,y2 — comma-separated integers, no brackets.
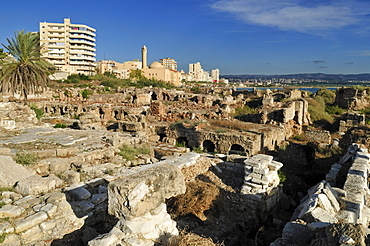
229,144,245,156
176,137,188,147
203,140,215,153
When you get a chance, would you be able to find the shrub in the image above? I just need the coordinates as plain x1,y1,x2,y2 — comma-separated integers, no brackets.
54,123,67,128
307,97,333,123
30,105,43,119
81,89,93,99
314,88,336,104
14,152,37,165
234,105,258,116
190,86,201,94
326,105,344,115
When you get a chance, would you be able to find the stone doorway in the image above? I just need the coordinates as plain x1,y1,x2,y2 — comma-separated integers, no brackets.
203,140,215,153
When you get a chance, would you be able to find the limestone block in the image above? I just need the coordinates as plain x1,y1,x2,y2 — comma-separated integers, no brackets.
1,191,22,201
15,175,62,196
301,207,338,223
268,160,283,171
61,170,80,185
0,155,33,187
91,193,108,205
64,183,91,201
253,167,269,175
108,163,185,219
277,221,312,245
317,194,335,214
13,195,36,205
41,203,58,217
15,211,48,233
88,227,125,246
244,154,273,169
19,224,45,244
1,234,21,245
0,221,14,233
322,185,340,212
122,122,143,132
56,148,79,157
0,205,24,218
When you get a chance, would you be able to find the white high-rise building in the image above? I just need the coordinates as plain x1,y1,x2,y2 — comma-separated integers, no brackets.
210,69,220,82
39,18,96,78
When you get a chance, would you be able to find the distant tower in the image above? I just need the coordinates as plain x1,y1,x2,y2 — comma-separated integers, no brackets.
142,45,148,69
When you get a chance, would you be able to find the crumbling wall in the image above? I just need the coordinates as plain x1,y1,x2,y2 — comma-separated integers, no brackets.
272,144,370,246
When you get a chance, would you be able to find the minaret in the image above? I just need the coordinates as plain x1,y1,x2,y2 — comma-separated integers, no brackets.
142,45,148,69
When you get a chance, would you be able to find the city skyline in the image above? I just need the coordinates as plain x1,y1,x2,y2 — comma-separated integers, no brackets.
1,0,370,75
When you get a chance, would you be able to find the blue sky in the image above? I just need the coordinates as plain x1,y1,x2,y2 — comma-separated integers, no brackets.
1,0,370,75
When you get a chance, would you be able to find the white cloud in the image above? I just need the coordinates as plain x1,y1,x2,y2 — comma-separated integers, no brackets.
210,0,366,34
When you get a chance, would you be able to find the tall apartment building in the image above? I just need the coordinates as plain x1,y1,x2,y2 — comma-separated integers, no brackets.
39,18,96,78
159,57,177,71
210,68,220,82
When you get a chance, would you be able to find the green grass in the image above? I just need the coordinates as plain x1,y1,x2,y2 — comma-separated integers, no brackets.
0,187,14,193
118,144,151,161
0,233,7,243
29,105,43,119
0,202,6,208
54,123,67,128
14,152,38,166
278,170,287,183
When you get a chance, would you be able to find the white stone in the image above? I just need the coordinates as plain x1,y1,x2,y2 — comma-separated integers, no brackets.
0,204,24,218
15,211,48,233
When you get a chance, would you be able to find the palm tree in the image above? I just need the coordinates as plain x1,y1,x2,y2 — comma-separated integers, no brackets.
0,30,55,103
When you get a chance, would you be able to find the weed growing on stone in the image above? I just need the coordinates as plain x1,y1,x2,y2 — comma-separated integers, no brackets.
0,233,7,243
29,105,43,119
0,187,14,193
0,202,6,208
54,123,67,128
118,144,151,161
14,152,38,166
278,170,287,183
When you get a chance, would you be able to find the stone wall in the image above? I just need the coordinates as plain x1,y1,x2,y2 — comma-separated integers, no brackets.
272,144,370,245
305,129,331,144
335,87,370,110
339,112,366,133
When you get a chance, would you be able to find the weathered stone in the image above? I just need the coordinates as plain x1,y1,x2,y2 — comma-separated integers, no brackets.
0,205,24,218
108,163,185,219
14,175,62,196
61,170,80,185
0,155,33,187
0,221,14,233
301,207,338,223
40,203,58,217
91,193,108,205
15,211,48,233
19,225,45,244
64,183,91,200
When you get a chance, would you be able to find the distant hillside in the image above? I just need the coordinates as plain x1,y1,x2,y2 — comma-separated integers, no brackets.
222,73,370,81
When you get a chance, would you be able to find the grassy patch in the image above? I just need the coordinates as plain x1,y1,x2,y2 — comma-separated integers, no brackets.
0,233,7,243
118,144,151,161
54,123,67,128
14,152,37,166
29,105,43,119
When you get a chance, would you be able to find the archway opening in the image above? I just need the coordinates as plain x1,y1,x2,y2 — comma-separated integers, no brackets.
229,144,246,156
176,137,188,148
203,140,215,153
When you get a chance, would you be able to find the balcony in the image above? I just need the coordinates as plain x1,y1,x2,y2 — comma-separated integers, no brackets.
70,45,96,52
69,39,96,46
70,33,95,42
